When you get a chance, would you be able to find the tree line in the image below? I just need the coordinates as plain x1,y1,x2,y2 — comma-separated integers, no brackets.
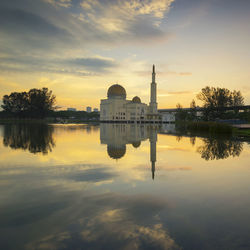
1,86,247,121
176,86,247,121
1,88,56,118
1,87,99,120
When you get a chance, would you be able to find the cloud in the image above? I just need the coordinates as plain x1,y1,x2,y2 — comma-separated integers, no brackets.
44,0,72,8
80,0,174,22
135,70,192,77
0,8,68,37
166,71,192,76
0,0,175,77
158,89,193,97
0,7,74,52
0,55,118,76
0,0,174,51
66,57,117,71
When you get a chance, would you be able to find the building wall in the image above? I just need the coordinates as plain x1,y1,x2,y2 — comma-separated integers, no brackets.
126,102,148,121
100,99,149,121
100,99,128,121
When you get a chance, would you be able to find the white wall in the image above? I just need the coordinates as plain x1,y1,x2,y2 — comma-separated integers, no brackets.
161,112,175,122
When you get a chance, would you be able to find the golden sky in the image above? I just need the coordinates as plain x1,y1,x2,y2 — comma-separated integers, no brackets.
0,0,250,110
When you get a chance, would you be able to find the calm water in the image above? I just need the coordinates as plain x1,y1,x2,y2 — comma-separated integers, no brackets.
0,123,250,250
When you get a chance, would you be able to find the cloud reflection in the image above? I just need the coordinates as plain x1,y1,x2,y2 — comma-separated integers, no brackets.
25,193,179,250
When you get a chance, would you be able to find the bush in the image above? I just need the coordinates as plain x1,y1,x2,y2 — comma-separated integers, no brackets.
186,121,233,135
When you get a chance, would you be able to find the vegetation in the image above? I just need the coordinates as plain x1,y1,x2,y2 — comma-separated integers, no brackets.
189,99,197,121
235,129,250,137
0,88,100,122
175,101,198,122
186,121,233,134
175,103,188,121
47,110,100,122
176,121,234,135
1,88,56,118
175,86,248,122
197,86,244,120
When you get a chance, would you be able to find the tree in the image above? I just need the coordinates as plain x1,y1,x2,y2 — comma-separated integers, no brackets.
197,86,244,120
1,88,56,118
175,103,188,121
176,103,182,109
28,88,56,118
189,99,197,120
231,90,244,114
2,92,29,116
231,90,244,106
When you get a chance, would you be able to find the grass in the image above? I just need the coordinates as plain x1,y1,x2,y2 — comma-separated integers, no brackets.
234,129,250,137
176,120,250,140
176,121,234,135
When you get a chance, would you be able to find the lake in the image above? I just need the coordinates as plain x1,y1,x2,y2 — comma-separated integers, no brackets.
0,123,250,250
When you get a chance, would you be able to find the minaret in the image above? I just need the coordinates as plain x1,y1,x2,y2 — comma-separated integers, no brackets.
150,65,158,114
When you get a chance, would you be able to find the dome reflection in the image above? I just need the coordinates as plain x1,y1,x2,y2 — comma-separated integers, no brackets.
100,123,159,179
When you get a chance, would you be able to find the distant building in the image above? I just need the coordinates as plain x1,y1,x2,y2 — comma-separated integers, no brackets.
67,108,76,111
93,108,99,112
86,106,92,113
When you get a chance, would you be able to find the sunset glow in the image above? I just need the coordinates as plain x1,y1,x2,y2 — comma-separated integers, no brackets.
0,0,250,110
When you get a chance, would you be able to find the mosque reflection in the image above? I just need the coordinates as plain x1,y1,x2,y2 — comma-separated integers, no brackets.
100,123,244,176
2,123,55,154
100,123,159,179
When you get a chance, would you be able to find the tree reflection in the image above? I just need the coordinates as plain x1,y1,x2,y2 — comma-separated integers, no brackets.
197,137,243,160
3,123,55,154
190,136,196,146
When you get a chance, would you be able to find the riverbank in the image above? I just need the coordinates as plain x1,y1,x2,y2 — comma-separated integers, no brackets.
176,121,250,139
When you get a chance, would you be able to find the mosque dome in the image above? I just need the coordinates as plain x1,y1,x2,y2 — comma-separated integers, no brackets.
107,145,126,159
107,84,126,99
132,96,141,103
132,141,141,148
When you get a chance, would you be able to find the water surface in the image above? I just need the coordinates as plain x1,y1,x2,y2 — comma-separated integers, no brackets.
0,123,250,250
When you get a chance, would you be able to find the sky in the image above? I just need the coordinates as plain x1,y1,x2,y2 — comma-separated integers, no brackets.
0,0,250,110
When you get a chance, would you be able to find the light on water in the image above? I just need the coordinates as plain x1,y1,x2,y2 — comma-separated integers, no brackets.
0,123,250,250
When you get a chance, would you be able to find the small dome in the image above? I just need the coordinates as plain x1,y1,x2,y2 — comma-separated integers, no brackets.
132,96,141,103
132,141,141,148
107,84,126,99
107,145,126,159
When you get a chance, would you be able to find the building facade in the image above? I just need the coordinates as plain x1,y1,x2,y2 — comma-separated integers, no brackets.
100,65,161,123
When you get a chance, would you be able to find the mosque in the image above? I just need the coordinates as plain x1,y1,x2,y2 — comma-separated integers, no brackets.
100,65,161,123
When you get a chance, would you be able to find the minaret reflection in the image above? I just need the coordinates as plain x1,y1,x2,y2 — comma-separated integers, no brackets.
149,127,157,180
100,124,159,179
